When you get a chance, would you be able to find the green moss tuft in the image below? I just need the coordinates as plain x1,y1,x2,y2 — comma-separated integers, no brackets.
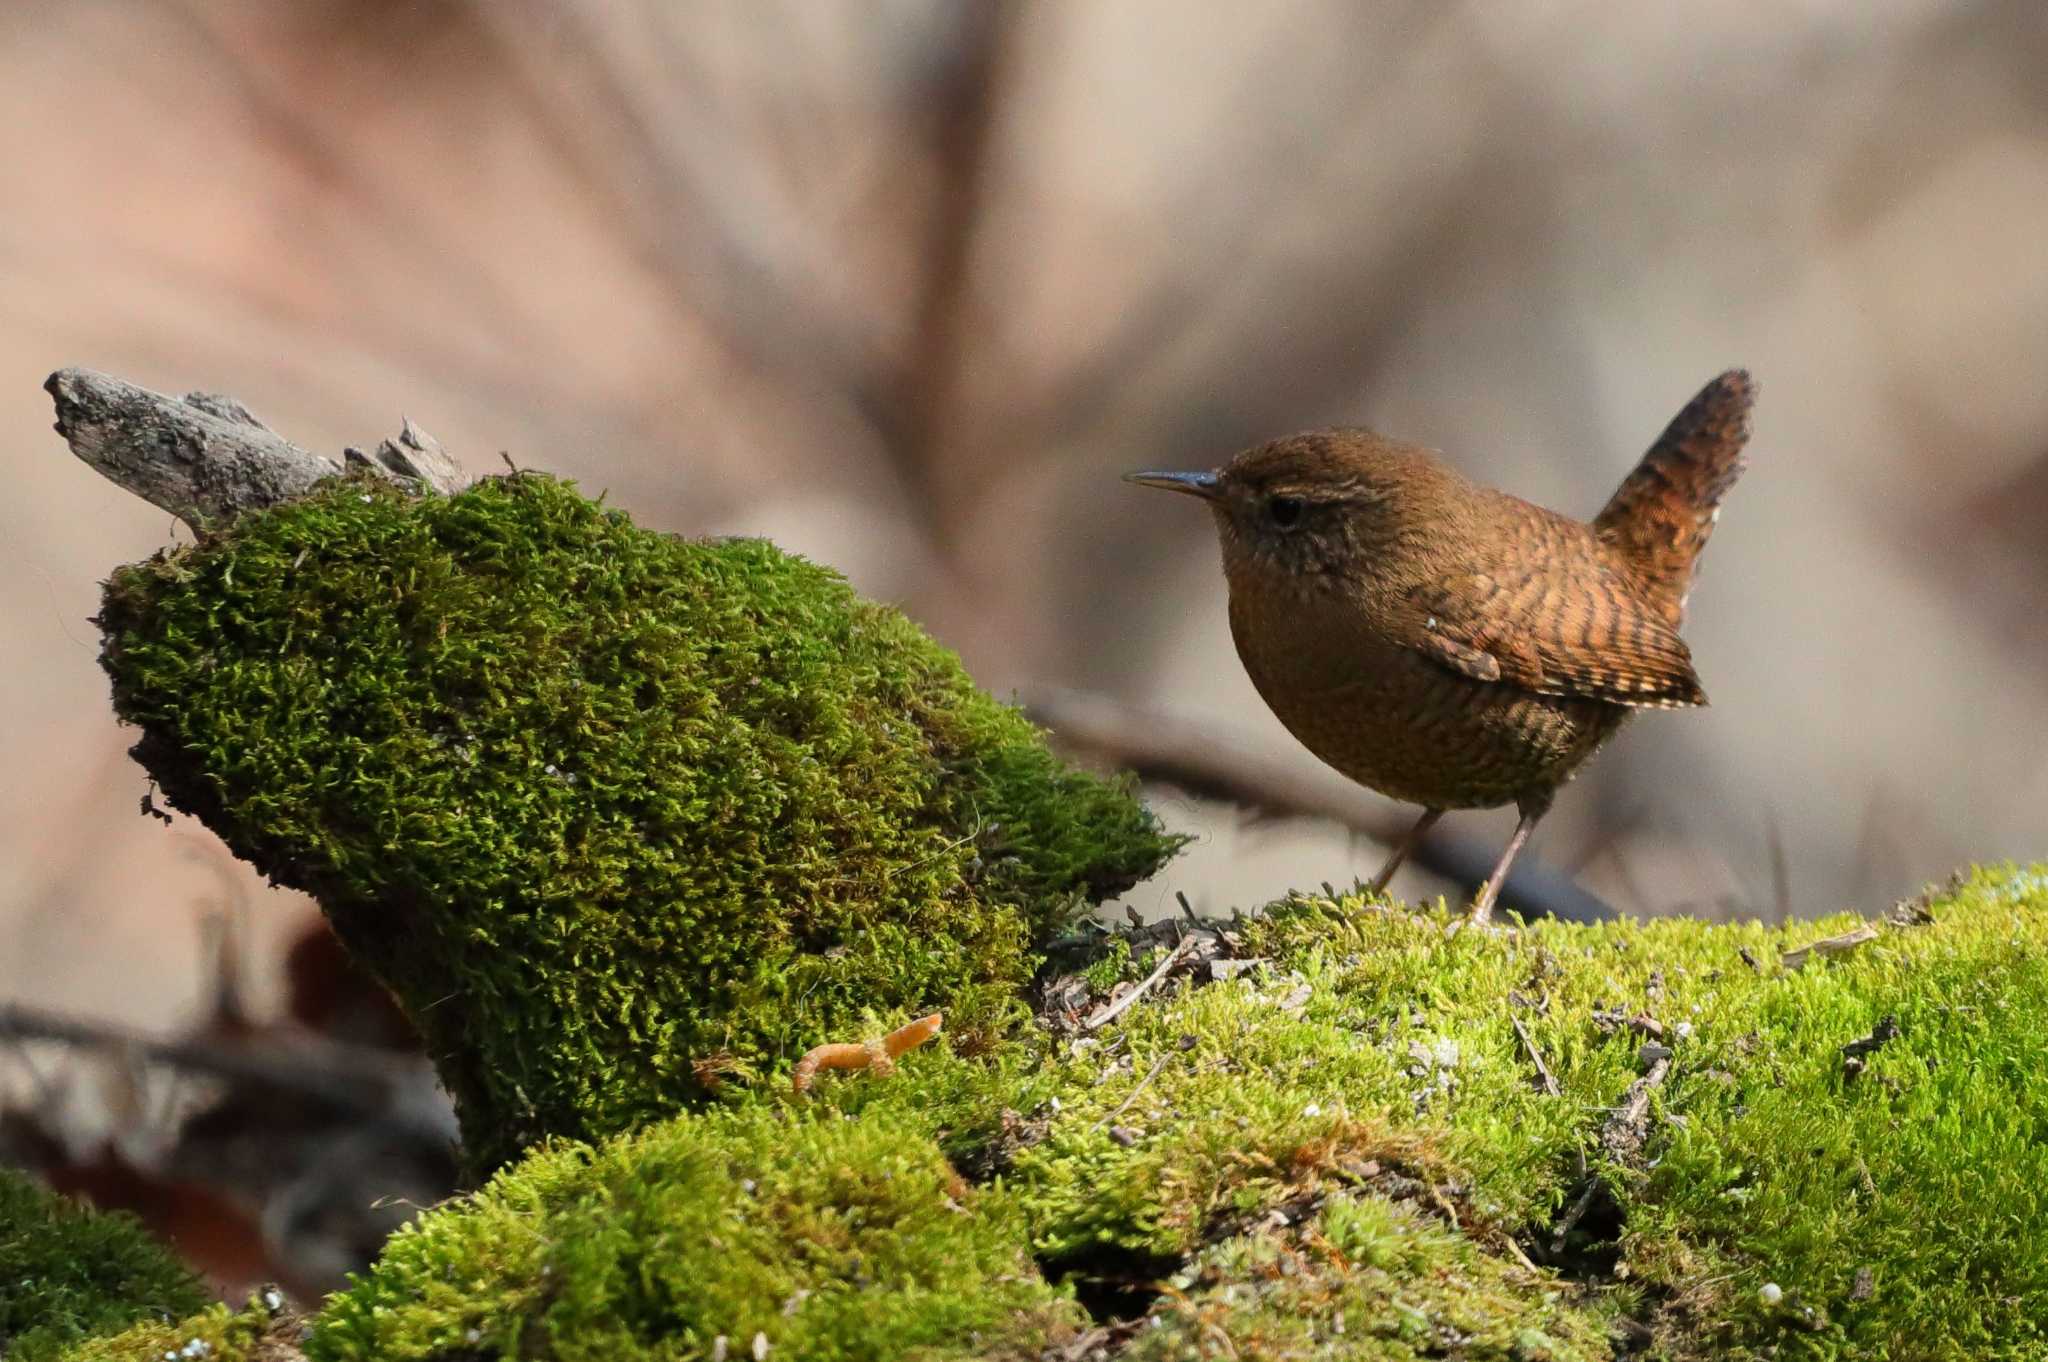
1608,865,2048,1358
0,1169,211,1361
1126,1193,1612,1361
307,1105,1082,1362
55,1294,300,1362
97,473,1181,1171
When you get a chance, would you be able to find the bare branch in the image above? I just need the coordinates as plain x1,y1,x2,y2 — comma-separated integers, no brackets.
0,1003,456,1145
1022,685,1613,923
889,0,1021,538
46,367,466,533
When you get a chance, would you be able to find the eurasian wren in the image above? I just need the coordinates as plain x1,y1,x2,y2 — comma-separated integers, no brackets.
1128,371,1754,921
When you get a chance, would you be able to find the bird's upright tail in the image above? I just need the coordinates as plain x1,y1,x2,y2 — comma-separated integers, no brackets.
1594,369,1755,627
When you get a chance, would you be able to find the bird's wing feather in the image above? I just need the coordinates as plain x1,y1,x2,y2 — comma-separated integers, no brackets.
1405,570,1707,709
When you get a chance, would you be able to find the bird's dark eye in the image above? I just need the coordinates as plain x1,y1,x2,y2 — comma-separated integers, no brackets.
1268,495,1305,529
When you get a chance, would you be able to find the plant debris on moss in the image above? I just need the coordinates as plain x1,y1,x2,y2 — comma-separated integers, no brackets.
0,1168,211,1361
1125,1192,1609,1361
96,472,1181,1171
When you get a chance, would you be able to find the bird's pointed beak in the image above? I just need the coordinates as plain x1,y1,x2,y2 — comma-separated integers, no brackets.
1123,469,1221,501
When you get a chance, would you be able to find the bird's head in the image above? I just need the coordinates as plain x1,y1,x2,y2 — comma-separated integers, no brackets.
1126,430,1453,592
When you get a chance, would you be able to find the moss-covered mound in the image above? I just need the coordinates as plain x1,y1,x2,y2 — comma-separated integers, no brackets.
96,473,1180,1171
305,1106,1083,1361
0,1169,211,1361
247,866,2047,1361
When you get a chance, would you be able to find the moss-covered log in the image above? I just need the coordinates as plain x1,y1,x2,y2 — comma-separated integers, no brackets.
97,472,1182,1173
61,868,2045,1362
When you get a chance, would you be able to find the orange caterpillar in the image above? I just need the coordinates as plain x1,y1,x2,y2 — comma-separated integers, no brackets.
792,1012,942,1097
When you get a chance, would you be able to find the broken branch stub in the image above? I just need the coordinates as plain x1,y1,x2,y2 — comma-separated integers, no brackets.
45,367,466,533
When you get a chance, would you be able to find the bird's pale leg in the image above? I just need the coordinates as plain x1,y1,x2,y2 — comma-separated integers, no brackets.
1468,794,1551,923
1367,807,1443,897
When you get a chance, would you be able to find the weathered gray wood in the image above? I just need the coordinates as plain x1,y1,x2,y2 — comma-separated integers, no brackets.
45,367,466,533
345,415,466,492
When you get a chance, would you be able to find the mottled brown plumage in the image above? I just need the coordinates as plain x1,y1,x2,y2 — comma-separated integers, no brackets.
1128,370,1755,921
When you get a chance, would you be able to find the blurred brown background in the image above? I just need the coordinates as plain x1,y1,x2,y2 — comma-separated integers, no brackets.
2,0,2045,1298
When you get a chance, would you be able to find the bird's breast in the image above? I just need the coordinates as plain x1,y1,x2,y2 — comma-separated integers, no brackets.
1226,581,1402,702
1224,581,1619,809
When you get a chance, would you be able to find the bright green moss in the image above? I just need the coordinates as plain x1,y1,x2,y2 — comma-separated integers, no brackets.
0,1169,210,1361
97,473,1181,1172
1614,866,2048,1359
1077,936,1133,993
308,1105,1083,1362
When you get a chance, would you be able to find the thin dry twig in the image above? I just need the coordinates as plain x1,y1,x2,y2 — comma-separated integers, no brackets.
1087,1051,1174,1135
1601,1054,1673,1164
790,1012,942,1097
1548,1175,1603,1257
1082,930,1196,1032
1510,1014,1561,1097
0,1003,453,1143
1502,1232,1542,1274
1550,1044,1672,1255
1780,922,1879,970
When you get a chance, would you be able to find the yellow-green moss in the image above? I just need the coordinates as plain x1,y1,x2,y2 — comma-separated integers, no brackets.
308,1105,1083,1362
96,473,1181,1172
0,1169,211,1361
55,1295,299,1362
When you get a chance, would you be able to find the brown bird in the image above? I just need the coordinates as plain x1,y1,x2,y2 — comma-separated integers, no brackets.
1127,371,1754,922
